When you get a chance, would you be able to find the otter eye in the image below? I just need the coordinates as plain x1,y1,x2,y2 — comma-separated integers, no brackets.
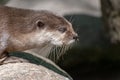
58,27,67,33
36,21,45,28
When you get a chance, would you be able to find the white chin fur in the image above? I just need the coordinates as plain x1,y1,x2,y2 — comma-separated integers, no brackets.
51,40,75,46
67,40,75,45
51,41,63,46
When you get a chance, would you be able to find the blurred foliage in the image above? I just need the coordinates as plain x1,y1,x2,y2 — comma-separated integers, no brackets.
0,0,9,5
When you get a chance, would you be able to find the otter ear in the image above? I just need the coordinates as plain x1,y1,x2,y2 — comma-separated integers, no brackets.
36,20,45,28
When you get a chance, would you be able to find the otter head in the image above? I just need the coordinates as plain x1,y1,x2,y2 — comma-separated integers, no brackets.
31,11,78,46
26,10,78,47
8,10,78,51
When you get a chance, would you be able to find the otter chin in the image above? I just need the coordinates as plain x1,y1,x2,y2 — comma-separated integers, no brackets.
0,6,78,64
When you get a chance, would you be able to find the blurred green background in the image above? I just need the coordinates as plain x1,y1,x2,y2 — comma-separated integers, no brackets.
0,0,8,5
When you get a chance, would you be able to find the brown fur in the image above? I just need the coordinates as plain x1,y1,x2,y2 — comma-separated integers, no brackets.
0,6,78,64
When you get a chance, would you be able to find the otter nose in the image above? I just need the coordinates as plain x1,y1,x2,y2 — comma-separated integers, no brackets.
73,35,79,41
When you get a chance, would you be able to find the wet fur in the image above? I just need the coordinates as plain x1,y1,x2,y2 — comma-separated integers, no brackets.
0,6,77,64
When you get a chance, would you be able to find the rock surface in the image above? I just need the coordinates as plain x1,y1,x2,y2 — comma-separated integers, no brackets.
0,63,69,80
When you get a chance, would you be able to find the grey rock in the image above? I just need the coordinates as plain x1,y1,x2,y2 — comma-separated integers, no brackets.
0,63,69,80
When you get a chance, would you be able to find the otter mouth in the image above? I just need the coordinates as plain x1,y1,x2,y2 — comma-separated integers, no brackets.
49,32,79,46
66,40,76,45
50,39,76,46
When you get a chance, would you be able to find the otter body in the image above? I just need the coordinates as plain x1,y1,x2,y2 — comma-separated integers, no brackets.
0,6,78,64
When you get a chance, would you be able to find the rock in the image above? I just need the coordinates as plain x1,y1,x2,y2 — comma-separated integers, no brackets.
0,63,69,80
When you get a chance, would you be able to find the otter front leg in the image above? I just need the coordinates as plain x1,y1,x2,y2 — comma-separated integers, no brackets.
0,32,9,64
0,50,9,65
0,46,9,65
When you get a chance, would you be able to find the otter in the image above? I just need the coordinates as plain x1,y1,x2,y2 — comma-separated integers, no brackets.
0,6,78,64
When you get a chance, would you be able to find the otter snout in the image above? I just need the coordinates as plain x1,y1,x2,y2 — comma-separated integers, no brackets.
73,35,79,41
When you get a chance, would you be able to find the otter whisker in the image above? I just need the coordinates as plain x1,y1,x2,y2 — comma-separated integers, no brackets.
57,46,64,60
71,18,75,25
69,43,73,50
49,46,55,59
54,46,57,62
69,16,73,23
56,46,60,60
49,46,55,60
48,43,74,62
45,44,53,58
74,25,80,34
40,44,49,57
62,45,66,55
51,45,57,62
59,45,67,60
60,45,66,61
